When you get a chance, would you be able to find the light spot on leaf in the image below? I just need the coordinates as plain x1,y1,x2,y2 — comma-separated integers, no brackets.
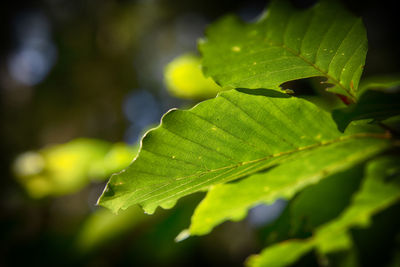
231,46,241,52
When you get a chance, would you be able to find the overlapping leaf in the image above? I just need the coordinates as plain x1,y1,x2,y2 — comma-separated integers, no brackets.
98,89,390,214
200,0,367,101
289,165,363,233
358,74,400,96
188,136,388,236
246,156,400,267
332,87,400,131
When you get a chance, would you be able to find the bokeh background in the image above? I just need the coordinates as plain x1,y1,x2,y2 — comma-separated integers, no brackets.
1,0,399,266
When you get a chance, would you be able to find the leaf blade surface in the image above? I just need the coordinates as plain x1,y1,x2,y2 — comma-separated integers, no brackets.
98,89,389,214
246,156,400,267
189,136,389,235
201,0,367,100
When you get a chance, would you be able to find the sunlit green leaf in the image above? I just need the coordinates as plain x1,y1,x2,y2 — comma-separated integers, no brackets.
200,0,367,101
98,89,390,214
246,156,400,267
188,137,387,236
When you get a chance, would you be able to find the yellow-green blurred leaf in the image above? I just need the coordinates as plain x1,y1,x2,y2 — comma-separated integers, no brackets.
75,206,146,252
13,139,137,198
164,53,223,100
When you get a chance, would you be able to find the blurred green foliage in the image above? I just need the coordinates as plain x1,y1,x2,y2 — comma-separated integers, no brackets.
164,53,223,99
75,205,146,253
13,139,137,198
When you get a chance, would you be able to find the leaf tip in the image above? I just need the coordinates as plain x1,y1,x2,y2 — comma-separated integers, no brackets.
175,229,190,242
142,204,157,215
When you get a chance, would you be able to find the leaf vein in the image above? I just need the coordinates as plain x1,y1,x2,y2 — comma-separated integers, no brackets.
131,132,390,205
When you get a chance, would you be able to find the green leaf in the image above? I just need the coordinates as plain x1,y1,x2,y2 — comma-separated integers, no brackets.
332,88,400,132
289,164,363,233
381,115,400,134
358,73,400,96
246,156,400,267
188,137,388,236
247,240,315,267
75,206,146,252
200,0,367,101
98,89,390,214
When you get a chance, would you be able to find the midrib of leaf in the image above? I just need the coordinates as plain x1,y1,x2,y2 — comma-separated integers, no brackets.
121,132,390,208
100,89,375,214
